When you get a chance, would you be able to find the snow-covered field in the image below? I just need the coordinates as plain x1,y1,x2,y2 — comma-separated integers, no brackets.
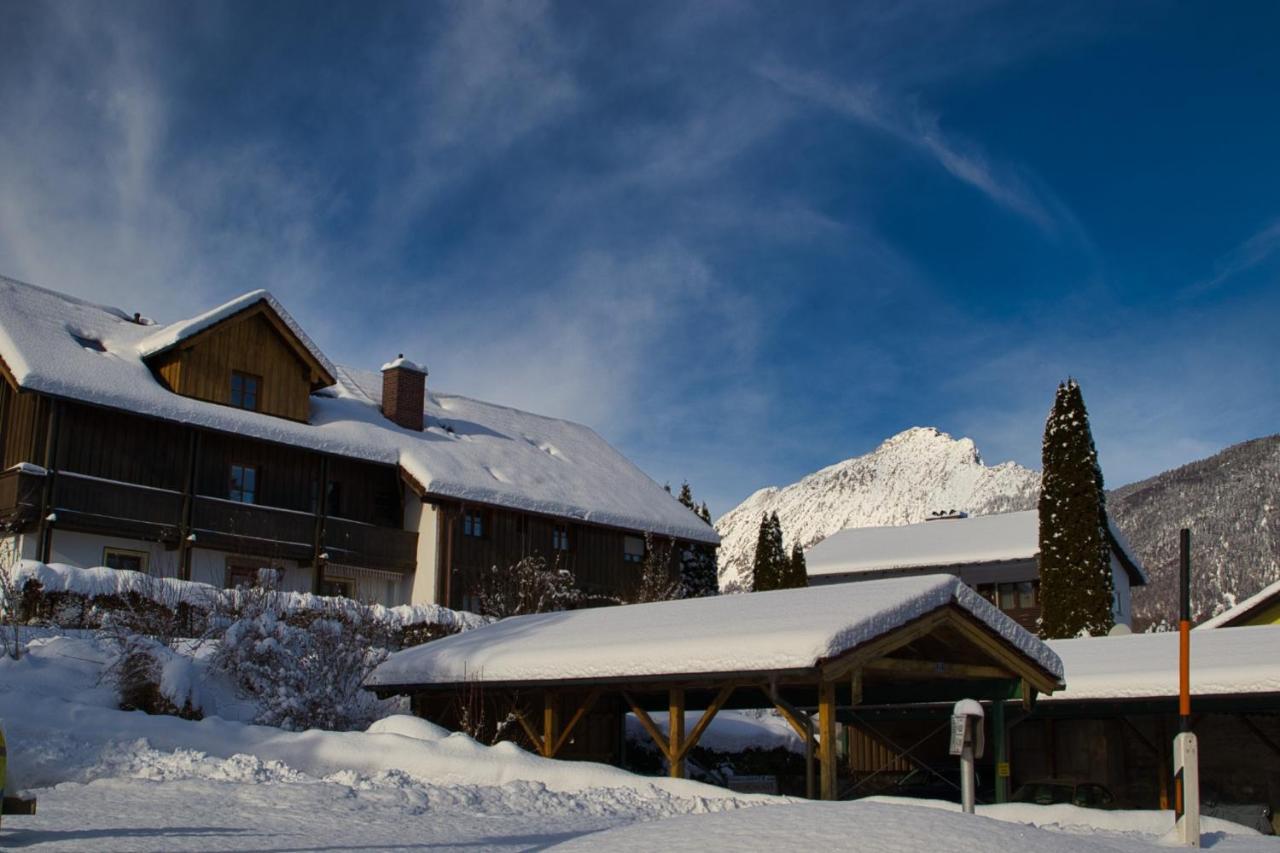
1,629,1276,852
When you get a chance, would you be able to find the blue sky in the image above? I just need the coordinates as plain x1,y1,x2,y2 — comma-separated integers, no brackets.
1,1,1277,517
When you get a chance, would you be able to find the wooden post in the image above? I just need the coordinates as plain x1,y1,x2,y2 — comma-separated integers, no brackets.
993,699,1009,803
668,687,685,778
36,400,61,563
819,679,838,800
542,691,560,759
179,430,200,581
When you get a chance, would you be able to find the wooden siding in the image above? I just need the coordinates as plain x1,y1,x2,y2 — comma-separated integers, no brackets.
56,402,188,490
196,432,319,512
150,309,313,421
441,501,692,610
1,384,51,469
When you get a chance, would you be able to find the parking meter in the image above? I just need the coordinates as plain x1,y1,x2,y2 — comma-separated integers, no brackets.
950,699,985,814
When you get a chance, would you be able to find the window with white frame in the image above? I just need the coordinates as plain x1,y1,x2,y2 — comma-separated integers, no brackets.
623,535,645,563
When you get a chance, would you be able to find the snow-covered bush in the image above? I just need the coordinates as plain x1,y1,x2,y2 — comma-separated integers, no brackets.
474,555,581,618
211,577,396,731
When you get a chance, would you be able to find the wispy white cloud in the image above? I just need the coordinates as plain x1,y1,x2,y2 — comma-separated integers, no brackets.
1185,218,1280,297
757,63,1066,233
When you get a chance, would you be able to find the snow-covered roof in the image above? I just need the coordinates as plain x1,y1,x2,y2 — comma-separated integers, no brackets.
0,275,717,544
1045,625,1280,702
1196,578,1280,630
366,574,1064,688
135,289,338,387
805,509,1146,585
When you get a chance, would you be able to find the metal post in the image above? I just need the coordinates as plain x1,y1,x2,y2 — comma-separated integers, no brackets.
1175,528,1200,847
960,743,976,814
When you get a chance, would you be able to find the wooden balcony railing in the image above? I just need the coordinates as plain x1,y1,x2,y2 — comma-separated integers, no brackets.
323,516,417,573
0,467,44,531
191,496,317,561
52,472,183,538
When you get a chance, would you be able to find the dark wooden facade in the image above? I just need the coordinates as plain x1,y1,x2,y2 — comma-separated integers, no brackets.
433,498,707,611
0,389,417,580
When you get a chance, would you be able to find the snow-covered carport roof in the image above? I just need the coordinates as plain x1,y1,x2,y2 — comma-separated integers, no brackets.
368,575,1063,699
366,575,1063,799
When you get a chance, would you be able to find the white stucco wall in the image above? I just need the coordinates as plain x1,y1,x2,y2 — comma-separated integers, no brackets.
404,489,440,606
1110,553,1134,627
47,529,180,576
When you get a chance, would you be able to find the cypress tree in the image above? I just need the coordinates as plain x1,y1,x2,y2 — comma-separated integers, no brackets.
1038,379,1115,638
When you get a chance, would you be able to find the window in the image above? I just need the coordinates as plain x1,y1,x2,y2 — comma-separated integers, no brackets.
998,583,1018,611
623,535,645,563
230,371,260,411
320,578,352,598
229,463,257,503
552,525,571,552
325,481,342,517
463,509,485,538
996,581,1038,611
226,560,280,590
1017,580,1038,609
103,547,148,573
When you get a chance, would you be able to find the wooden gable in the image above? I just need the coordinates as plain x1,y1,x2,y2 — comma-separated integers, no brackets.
147,302,331,422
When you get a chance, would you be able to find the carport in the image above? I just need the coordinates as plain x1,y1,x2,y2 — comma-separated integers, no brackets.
366,574,1063,800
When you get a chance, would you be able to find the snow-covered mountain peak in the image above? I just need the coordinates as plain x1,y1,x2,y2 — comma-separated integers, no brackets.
714,427,1040,590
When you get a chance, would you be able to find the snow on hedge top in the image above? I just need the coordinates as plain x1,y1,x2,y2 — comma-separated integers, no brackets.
9,560,490,630
1196,578,1280,629
367,574,1064,688
806,509,1146,584
806,511,1040,576
1045,626,1280,701
0,276,715,543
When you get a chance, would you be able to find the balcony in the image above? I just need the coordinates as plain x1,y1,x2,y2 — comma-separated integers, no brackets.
323,516,418,573
191,496,316,562
0,466,44,532
51,472,182,541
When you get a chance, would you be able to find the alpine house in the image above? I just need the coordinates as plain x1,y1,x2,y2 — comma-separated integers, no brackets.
0,276,718,608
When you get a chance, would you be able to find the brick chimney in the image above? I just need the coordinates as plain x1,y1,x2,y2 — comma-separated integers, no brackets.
381,355,427,431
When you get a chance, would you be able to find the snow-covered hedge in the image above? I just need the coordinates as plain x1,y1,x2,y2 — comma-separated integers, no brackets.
6,560,488,636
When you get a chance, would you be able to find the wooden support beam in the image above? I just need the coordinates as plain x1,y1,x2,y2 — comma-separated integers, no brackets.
675,683,736,764
850,668,863,706
863,657,1014,681
822,611,950,682
552,688,602,757
512,709,544,756
766,685,818,800
668,687,686,778
818,679,838,801
623,692,673,763
1241,715,1280,761
542,691,560,759
943,610,1060,695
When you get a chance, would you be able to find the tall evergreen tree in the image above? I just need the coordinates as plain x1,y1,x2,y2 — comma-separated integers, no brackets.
677,482,696,511
698,501,712,525
752,512,788,591
1038,379,1115,638
783,542,809,589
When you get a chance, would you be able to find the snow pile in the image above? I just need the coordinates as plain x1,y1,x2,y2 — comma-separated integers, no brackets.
1046,625,1280,701
714,427,1040,590
628,710,804,754
368,574,1064,687
8,560,488,631
0,276,716,544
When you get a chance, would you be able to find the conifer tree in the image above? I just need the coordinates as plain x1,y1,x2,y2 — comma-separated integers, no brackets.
1038,379,1114,638
783,542,809,589
677,482,695,511
752,512,789,591
698,501,712,525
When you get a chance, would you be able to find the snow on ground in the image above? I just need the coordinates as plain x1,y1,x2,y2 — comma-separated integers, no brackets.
1,627,1275,851
549,800,1273,853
